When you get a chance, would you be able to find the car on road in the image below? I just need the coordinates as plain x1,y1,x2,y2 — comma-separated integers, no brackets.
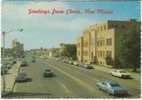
20,60,28,67
83,64,93,69
6,64,12,69
96,80,128,96
12,60,17,64
111,70,131,78
1,65,8,75
73,61,79,66
16,73,30,82
43,69,54,77
68,60,73,65
32,59,36,62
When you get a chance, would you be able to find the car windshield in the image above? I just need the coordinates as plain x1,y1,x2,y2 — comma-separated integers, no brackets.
110,83,120,87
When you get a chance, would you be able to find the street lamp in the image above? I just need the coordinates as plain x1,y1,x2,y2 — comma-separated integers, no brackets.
1,28,23,95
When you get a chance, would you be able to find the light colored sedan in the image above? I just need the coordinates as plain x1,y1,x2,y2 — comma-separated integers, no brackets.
73,61,79,66
111,70,130,78
83,64,93,69
96,80,128,96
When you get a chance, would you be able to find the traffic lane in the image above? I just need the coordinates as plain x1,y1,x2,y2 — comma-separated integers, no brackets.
46,58,140,98
14,60,100,98
37,59,111,98
14,61,77,98
46,63,98,98
42,59,113,98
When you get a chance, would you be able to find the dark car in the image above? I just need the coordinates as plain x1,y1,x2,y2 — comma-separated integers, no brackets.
1,65,8,75
83,64,93,69
43,69,54,77
20,61,28,67
32,59,36,63
16,73,30,82
12,60,17,64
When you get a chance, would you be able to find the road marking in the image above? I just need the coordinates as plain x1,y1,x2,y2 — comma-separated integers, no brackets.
49,63,95,93
56,80,71,94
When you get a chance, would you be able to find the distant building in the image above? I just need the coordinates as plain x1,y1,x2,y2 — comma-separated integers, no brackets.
12,39,24,58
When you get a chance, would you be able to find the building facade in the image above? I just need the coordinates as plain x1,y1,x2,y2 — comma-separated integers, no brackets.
76,19,140,66
12,39,24,58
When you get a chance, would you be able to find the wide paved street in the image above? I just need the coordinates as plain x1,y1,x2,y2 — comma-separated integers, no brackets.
10,58,140,98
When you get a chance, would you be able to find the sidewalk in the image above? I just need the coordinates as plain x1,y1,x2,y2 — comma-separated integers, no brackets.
1,61,21,93
93,64,140,81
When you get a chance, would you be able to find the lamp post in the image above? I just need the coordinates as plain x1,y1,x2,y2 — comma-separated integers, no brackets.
2,28,23,95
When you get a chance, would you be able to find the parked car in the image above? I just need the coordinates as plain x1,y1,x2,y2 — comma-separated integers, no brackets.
20,60,28,66
83,64,93,69
73,61,79,66
16,73,30,82
12,60,17,64
32,59,36,62
1,65,8,75
6,64,12,69
69,60,73,65
111,70,131,78
96,80,128,96
43,69,54,77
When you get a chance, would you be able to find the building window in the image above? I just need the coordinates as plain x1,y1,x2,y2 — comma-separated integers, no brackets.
106,50,112,57
102,40,105,46
106,38,112,46
102,51,105,57
104,25,107,30
97,41,99,46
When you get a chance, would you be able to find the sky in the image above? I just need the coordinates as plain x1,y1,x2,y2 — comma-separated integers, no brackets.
1,0,141,50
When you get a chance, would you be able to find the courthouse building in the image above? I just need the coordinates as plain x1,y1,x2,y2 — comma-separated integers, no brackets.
77,19,140,66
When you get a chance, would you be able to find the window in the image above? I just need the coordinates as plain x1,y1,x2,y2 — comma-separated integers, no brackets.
104,25,107,30
103,51,105,57
106,38,112,46
106,51,112,57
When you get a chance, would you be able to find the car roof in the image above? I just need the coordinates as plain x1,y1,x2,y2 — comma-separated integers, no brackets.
101,80,118,84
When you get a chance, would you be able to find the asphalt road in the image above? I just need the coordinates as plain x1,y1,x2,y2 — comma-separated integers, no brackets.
11,58,140,98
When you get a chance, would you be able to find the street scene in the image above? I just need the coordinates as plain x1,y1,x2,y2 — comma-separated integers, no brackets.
1,0,141,99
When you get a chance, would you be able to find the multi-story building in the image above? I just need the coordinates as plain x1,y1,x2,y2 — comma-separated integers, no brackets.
12,39,24,58
77,36,83,62
76,19,140,66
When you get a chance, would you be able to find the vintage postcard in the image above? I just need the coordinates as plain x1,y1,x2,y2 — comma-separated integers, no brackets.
1,0,141,99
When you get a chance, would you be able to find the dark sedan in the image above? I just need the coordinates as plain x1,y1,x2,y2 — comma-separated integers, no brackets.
43,69,54,77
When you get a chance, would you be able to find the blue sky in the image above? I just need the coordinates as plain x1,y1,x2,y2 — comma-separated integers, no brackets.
2,0,141,50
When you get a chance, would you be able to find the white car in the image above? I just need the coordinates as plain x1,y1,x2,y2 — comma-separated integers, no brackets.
111,70,130,78
73,61,79,66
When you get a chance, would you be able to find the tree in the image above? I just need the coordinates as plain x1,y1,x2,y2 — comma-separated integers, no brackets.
60,44,77,60
119,22,140,71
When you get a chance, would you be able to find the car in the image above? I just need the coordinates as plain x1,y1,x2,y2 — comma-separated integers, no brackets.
20,60,28,66
32,59,36,62
83,64,93,69
111,70,131,78
68,60,73,65
6,64,12,69
1,65,8,75
96,80,128,96
73,61,79,66
43,69,54,77
16,73,30,82
12,60,17,64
